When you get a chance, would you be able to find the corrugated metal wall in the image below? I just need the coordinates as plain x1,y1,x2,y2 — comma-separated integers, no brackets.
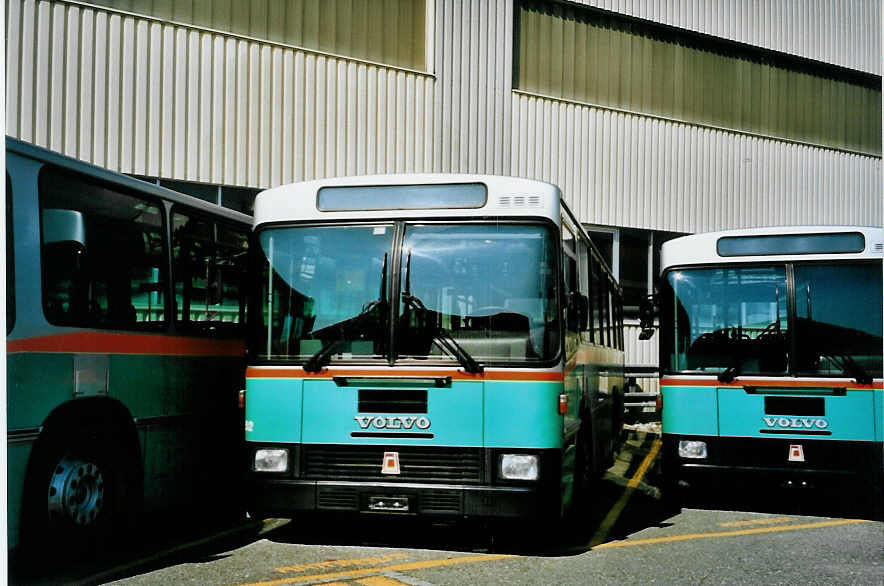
518,1,881,156
432,0,512,175
565,0,881,76
6,0,436,187
511,92,883,233
84,0,427,71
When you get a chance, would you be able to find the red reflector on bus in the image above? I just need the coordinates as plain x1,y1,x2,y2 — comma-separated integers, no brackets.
238,389,246,409
558,393,568,415
656,393,663,411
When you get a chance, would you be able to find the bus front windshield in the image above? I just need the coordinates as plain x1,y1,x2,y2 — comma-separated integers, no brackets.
664,266,789,375
254,222,560,365
663,262,883,378
398,223,559,363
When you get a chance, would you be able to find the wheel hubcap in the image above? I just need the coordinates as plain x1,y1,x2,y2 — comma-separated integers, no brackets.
48,456,105,526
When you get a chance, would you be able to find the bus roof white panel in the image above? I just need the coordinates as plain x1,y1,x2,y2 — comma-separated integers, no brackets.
253,174,562,226
661,226,884,270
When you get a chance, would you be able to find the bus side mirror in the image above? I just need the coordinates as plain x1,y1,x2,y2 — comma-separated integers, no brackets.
638,294,657,340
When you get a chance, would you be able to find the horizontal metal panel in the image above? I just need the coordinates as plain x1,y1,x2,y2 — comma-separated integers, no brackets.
511,93,883,233
565,0,881,76
6,0,436,188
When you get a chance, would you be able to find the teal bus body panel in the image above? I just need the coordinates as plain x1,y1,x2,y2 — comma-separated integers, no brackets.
661,386,719,436
717,387,878,441
663,383,882,442
875,390,883,442
484,381,562,448
301,380,484,446
245,377,563,449
7,444,30,551
7,354,76,430
245,378,304,443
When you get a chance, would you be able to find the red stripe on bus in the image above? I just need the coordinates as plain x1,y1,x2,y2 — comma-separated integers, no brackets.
7,332,245,357
246,366,565,383
660,377,883,390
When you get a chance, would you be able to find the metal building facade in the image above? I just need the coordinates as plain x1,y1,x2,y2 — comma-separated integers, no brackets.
568,0,881,75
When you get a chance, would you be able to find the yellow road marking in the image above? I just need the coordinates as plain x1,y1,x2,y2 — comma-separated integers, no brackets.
594,518,868,549
357,576,411,586
276,554,409,575
718,516,794,528
238,554,513,586
589,438,662,547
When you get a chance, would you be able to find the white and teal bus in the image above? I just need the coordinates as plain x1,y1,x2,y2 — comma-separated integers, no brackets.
650,226,883,514
244,174,625,529
6,137,251,557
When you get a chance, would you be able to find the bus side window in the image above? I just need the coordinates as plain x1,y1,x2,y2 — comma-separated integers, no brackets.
606,280,614,348
39,166,167,330
593,258,605,346
172,210,248,333
577,239,590,340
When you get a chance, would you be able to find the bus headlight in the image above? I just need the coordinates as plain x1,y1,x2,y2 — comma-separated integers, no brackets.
500,454,539,480
254,448,289,472
678,440,707,459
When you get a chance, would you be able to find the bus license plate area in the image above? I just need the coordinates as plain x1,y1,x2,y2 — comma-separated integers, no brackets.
367,495,410,513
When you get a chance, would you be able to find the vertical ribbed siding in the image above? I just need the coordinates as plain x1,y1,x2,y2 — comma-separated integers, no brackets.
517,2,881,156
433,0,512,174
84,0,427,71
566,0,881,76
511,93,883,233
6,0,436,187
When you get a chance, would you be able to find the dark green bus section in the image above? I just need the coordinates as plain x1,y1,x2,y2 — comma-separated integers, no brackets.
6,138,251,556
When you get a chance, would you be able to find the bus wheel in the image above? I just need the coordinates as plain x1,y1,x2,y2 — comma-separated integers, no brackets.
571,421,595,524
48,456,108,532
25,431,137,562
659,459,682,518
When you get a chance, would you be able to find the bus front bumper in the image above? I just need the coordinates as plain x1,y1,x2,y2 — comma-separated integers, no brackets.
662,434,883,492
248,479,558,520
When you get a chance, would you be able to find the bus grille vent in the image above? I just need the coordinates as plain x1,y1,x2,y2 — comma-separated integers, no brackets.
420,490,462,514
498,194,542,208
317,486,359,510
873,242,883,252
304,445,484,484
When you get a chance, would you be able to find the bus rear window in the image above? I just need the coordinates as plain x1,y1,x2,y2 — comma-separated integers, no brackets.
717,232,865,256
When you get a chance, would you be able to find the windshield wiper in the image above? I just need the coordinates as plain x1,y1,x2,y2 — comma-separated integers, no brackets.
303,254,389,373
401,292,484,374
303,339,346,373
717,361,741,384
824,353,872,385
401,250,483,374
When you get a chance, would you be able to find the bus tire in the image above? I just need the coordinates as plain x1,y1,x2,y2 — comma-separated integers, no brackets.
22,426,140,563
570,418,595,528
659,456,682,518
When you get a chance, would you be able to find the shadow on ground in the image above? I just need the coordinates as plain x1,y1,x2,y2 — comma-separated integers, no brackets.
8,508,262,586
